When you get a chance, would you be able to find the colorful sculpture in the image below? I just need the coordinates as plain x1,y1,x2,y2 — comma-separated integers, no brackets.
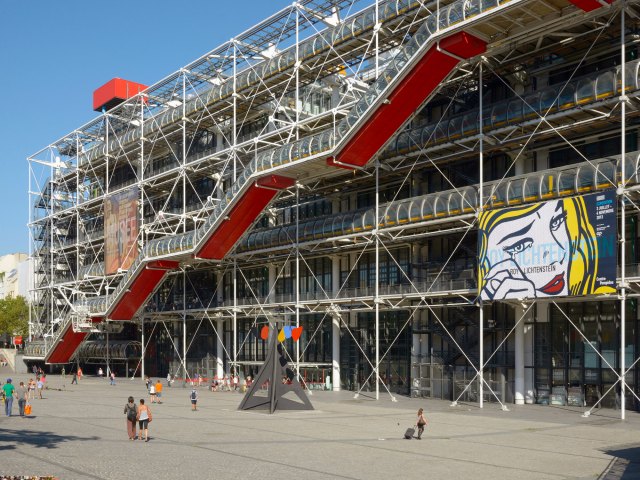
238,324,313,413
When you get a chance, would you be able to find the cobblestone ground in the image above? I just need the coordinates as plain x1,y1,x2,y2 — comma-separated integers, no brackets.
1,371,639,479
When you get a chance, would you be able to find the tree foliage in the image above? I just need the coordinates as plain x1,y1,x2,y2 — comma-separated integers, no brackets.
0,295,29,337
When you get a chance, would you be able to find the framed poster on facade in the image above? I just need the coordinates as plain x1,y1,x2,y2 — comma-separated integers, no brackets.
104,188,139,275
478,190,617,301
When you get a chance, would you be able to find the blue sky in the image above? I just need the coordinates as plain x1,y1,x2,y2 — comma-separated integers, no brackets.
0,0,290,255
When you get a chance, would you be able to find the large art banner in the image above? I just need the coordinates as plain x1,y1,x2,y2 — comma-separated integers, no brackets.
104,188,139,275
478,190,617,301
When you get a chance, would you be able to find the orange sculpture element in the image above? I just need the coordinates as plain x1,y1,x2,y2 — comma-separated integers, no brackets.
292,327,303,341
260,325,269,340
277,329,286,342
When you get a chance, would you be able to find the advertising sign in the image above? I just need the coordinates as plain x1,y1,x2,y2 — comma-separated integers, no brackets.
478,190,617,301
104,188,139,275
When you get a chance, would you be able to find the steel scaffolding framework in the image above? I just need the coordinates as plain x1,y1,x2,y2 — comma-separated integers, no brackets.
26,0,640,418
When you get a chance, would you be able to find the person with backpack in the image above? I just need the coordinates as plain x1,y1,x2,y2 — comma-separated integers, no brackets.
190,388,198,411
124,396,138,440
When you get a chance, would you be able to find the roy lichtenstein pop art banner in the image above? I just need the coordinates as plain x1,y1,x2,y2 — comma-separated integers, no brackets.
478,190,617,301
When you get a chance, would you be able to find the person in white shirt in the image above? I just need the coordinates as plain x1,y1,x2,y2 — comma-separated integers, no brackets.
149,382,157,403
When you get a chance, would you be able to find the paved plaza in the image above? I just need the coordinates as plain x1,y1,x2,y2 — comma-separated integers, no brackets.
1,369,640,479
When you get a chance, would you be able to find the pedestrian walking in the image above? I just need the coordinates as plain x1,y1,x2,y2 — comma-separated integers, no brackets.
124,396,138,440
28,379,35,399
145,376,150,391
166,372,172,387
17,381,28,417
110,372,116,386
416,408,428,440
190,388,198,411
98,367,103,377
61,366,65,381
77,367,83,381
136,398,152,442
2,379,16,417
155,379,163,404
149,381,156,403
36,377,44,399
71,371,78,385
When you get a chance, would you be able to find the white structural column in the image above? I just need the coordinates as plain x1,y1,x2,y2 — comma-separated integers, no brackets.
216,318,225,379
620,4,627,421
140,317,145,379
215,271,225,379
514,157,526,405
478,60,484,409
331,255,341,391
514,305,526,405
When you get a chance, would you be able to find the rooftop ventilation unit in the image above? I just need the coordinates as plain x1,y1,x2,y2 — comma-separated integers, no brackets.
93,78,148,112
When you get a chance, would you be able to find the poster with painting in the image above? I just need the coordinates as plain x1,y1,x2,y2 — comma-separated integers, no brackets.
478,190,617,301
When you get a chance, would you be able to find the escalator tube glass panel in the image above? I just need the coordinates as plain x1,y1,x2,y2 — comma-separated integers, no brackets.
557,169,577,196
540,173,556,200
595,71,615,100
462,111,479,137
507,178,524,205
303,221,315,241
319,217,332,238
523,177,540,202
342,213,357,235
576,165,596,193
433,196,446,217
448,116,463,141
434,123,447,143
540,88,558,114
397,202,410,224
421,125,435,146
557,84,576,111
575,77,596,105
596,161,616,189
491,183,507,208
491,102,507,129
448,193,461,215
410,200,421,221
397,131,411,154
507,99,523,125
421,197,434,220
461,187,478,212
362,209,375,231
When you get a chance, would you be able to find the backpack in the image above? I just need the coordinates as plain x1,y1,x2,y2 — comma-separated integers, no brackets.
190,391,197,401
126,404,137,421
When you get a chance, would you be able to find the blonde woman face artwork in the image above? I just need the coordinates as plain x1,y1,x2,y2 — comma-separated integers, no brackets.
480,201,569,299
479,194,615,301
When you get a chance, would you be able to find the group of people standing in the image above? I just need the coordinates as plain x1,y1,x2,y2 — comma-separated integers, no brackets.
124,396,152,442
2,379,32,417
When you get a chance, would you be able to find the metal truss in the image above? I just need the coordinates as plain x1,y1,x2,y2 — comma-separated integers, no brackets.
26,0,640,421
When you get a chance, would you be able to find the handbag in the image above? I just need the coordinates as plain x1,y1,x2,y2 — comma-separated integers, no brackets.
25,404,32,415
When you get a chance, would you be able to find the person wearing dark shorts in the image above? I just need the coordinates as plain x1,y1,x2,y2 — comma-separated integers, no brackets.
190,388,198,411
137,398,152,441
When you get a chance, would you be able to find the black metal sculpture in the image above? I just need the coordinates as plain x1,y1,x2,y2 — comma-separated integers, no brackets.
238,325,313,413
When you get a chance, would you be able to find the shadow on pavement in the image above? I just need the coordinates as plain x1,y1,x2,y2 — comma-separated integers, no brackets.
600,444,640,479
0,428,98,451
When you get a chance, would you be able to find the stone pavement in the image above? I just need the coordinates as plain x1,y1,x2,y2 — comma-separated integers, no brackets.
1,370,639,480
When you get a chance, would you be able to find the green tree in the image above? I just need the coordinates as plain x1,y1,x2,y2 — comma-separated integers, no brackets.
0,295,29,337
